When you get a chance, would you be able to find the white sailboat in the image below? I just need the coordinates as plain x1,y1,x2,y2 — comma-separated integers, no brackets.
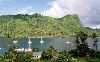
66,41,70,44
28,37,32,49
66,38,70,44
25,37,32,52
40,36,44,44
13,40,18,44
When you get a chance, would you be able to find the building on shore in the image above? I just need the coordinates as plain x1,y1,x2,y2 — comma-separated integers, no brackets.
32,52,42,59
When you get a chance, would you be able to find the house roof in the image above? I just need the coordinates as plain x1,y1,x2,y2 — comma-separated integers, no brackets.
33,52,42,56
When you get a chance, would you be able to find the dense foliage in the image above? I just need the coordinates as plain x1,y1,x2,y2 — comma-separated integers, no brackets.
0,13,99,39
0,31,100,62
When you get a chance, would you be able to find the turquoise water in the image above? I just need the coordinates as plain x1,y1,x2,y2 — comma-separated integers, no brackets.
0,37,100,55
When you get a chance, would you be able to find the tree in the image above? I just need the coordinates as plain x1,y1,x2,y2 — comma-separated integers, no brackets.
77,31,88,46
32,47,39,52
41,46,58,60
91,33,98,52
0,14,98,39
57,50,72,62
74,31,89,57
74,36,80,49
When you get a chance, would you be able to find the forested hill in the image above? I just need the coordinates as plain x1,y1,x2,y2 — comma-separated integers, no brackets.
0,14,99,39
85,27,100,32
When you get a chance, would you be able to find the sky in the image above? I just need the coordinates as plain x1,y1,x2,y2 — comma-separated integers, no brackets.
0,0,100,29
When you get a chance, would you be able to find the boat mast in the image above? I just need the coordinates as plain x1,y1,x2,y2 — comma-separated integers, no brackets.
41,36,42,41
28,37,32,49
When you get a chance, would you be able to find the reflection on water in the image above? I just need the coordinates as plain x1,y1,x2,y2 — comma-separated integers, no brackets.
0,37,100,55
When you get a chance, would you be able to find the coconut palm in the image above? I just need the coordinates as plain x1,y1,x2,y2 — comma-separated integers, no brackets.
75,36,80,49
41,46,58,60
57,50,72,62
77,31,88,46
91,33,98,52
75,31,89,57
48,46,58,58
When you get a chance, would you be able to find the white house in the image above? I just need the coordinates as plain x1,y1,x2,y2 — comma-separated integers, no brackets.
33,52,42,59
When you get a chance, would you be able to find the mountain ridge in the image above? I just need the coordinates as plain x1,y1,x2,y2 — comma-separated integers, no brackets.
0,13,99,39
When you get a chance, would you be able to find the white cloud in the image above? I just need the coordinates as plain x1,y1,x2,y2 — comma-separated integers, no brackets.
17,7,33,14
41,0,100,29
88,24,100,29
42,2,65,18
18,8,27,14
42,0,91,18
29,12,35,15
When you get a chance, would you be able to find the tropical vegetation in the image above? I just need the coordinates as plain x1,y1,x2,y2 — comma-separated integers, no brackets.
0,31,100,62
0,14,99,39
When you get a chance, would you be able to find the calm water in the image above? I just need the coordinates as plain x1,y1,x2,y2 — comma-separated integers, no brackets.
0,37,100,55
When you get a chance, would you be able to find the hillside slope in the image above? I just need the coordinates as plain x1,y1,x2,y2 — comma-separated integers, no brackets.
0,14,99,39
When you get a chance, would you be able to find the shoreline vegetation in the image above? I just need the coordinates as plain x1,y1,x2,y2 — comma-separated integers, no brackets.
0,13,99,39
0,31,100,62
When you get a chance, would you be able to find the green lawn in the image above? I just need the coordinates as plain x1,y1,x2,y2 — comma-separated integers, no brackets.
73,58,100,62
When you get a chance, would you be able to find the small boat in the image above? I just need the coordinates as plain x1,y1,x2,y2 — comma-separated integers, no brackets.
14,48,24,52
13,41,17,44
40,36,44,44
66,42,70,44
66,38,70,44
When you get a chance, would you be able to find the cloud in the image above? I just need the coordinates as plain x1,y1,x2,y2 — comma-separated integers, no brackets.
41,2,65,18
29,12,35,15
17,7,33,14
41,0,100,29
18,8,27,14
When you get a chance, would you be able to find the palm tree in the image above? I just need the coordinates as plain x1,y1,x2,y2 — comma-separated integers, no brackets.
57,50,72,62
75,31,89,57
77,31,88,46
1,51,15,62
49,46,55,54
91,33,98,52
48,46,58,58
41,46,58,60
75,36,80,49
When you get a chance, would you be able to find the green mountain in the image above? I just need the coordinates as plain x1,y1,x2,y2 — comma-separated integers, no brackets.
85,27,100,32
0,13,99,39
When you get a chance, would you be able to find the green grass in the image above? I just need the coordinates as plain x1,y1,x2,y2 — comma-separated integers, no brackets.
73,58,87,62
73,58,100,62
88,59,100,62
